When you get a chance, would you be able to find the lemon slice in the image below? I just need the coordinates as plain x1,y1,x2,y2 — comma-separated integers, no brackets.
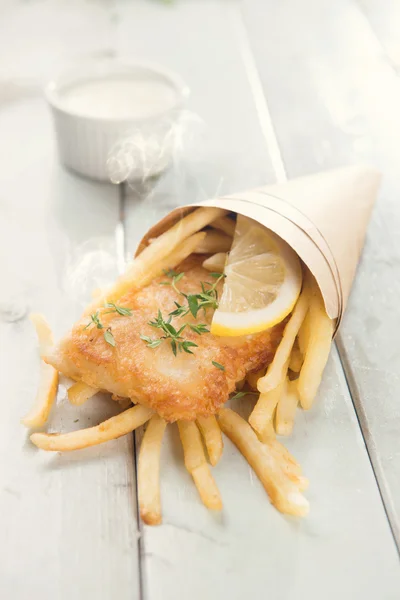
211,215,302,336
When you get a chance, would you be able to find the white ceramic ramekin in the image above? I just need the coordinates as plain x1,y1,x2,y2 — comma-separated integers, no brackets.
46,60,189,182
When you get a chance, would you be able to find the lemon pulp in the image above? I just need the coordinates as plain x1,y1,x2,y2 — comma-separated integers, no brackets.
211,215,302,336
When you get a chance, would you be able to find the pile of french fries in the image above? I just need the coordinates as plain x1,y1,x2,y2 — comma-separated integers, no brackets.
22,207,334,526
247,270,334,440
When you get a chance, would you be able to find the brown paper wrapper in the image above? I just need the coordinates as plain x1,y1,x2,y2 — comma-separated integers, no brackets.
137,166,381,333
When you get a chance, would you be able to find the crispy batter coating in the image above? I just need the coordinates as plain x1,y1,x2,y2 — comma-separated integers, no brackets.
45,257,284,421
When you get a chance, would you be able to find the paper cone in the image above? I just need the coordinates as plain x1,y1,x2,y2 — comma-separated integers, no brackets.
137,166,381,332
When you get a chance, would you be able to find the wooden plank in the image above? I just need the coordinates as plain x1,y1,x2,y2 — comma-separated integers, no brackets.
241,0,400,548
118,1,400,598
0,3,140,598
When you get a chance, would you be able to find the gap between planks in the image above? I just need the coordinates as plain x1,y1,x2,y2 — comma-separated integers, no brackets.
116,181,146,599
336,335,400,554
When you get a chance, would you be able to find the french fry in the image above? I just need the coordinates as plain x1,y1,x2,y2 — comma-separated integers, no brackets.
249,371,288,440
263,436,308,490
88,205,225,311
218,408,309,516
177,420,204,472
138,414,167,526
268,437,302,477
257,288,308,393
275,378,299,436
22,364,58,428
210,215,236,237
246,367,266,391
298,277,334,410
87,231,205,312
264,437,308,491
140,206,226,262
30,404,153,451
29,313,54,357
195,230,232,254
202,252,227,273
192,464,223,509
177,420,222,510
298,310,311,356
68,381,99,406
197,415,223,466
21,314,59,428
289,342,303,373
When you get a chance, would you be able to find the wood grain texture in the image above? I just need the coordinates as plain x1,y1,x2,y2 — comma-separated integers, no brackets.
241,0,400,547
118,1,400,598
0,2,140,598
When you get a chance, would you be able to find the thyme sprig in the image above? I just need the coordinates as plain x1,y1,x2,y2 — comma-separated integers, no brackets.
163,268,180,278
212,361,225,371
160,272,226,320
83,303,132,347
104,328,116,347
83,311,103,330
141,309,199,356
146,270,227,371
159,269,185,294
103,302,133,317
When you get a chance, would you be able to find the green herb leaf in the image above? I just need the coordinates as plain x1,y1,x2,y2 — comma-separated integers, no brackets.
230,391,258,400
140,335,153,344
104,302,133,316
173,272,184,284
84,311,103,330
189,323,209,335
176,324,187,336
150,340,163,348
163,322,178,337
181,340,198,354
149,310,164,329
187,294,199,318
163,268,180,278
104,328,115,347
140,335,162,349
169,302,189,318
143,271,225,358
212,361,225,371
170,272,185,295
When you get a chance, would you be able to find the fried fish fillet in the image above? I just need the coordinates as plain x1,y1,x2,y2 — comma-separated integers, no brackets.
45,257,284,421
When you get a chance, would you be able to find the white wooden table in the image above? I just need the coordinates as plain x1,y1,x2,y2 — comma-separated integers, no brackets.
1,1,399,599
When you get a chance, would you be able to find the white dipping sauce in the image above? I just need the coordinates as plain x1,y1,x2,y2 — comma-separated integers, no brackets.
59,76,179,120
